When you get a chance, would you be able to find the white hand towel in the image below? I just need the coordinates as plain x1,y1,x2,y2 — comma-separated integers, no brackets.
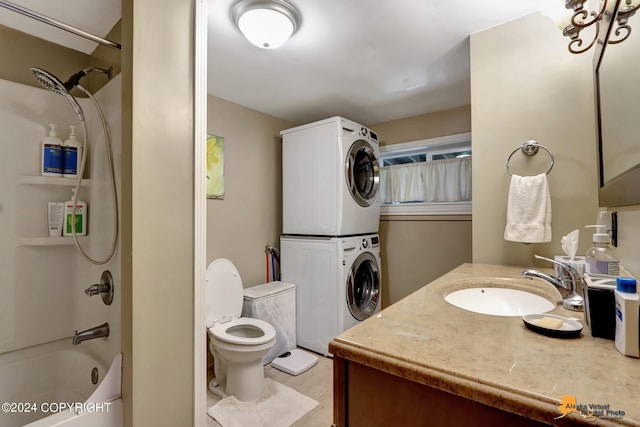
504,173,552,243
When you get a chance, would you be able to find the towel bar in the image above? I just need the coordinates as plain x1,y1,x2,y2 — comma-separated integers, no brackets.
506,140,554,176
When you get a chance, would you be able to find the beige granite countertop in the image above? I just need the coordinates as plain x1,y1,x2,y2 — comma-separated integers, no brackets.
329,263,640,426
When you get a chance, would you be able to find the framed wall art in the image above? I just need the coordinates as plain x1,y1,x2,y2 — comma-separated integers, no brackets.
206,134,224,199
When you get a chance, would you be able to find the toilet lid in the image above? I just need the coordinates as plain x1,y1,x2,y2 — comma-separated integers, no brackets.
205,258,244,327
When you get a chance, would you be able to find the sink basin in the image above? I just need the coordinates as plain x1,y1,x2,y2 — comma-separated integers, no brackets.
445,287,555,316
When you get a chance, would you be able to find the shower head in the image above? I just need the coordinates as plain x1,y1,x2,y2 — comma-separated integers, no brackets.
30,67,85,121
63,66,114,91
31,67,67,95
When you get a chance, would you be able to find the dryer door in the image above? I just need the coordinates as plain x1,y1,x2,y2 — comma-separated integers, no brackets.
345,140,379,207
346,251,381,321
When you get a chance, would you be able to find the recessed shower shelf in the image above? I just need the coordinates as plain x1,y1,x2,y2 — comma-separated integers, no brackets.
17,176,90,186
17,236,88,246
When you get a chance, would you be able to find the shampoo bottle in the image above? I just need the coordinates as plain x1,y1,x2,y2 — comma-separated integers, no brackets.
63,188,87,236
62,125,83,178
41,124,63,177
585,224,619,275
614,277,639,358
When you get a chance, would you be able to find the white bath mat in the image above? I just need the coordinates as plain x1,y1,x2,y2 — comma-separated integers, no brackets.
207,378,318,427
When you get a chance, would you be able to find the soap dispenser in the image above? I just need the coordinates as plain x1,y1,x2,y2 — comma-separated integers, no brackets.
62,125,83,179
585,224,619,275
41,123,63,177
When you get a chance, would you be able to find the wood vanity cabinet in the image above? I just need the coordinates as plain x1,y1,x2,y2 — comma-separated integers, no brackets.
332,356,550,427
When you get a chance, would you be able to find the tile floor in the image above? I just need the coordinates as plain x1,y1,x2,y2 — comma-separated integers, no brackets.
206,352,333,427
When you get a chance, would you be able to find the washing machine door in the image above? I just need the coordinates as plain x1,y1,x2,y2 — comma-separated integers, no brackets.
345,140,379,207
346,252,381,321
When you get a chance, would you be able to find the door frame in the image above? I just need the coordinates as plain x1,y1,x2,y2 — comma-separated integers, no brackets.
193,0,207,425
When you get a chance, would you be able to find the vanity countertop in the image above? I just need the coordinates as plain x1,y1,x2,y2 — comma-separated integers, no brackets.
329,263,640,426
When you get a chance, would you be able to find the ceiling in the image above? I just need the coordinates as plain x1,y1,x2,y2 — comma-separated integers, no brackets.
1,0,561,125
0,0,120,54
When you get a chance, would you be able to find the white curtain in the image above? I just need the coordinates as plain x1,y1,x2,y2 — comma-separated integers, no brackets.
380,156,472,203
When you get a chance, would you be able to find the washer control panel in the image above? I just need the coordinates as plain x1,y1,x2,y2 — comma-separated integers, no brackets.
359,127,378,143
359,235,379,250
340,118,378,144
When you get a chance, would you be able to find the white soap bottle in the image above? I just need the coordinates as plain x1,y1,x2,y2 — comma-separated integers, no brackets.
41,123,63,177
62,125,83,178
63,188,87,236
614,277,639,358
584,224,619,275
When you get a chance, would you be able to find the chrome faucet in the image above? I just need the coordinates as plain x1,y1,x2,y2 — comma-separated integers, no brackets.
522,255,584,311
85,283,110,296
84,271,114,306
72,322,109,345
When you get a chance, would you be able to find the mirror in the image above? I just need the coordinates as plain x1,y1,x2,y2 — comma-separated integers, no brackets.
594,0,640,206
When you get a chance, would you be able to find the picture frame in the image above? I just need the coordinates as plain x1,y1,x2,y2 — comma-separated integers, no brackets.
206,134,224,199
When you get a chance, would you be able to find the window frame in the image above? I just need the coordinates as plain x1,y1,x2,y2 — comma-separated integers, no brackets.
379,132,472,216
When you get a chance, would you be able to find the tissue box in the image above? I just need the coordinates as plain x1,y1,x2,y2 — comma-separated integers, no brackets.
582,273,617,340
554,255,586,277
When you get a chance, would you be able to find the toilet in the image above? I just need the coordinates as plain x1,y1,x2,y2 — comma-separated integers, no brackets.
206,258,276,402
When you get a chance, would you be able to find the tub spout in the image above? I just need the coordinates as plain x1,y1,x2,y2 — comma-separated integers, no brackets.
73,322,109,345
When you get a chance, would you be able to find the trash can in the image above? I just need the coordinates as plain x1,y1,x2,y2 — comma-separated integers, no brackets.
242,281,296,364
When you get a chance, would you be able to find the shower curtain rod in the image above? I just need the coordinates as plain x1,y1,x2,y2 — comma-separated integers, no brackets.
0,0,121,50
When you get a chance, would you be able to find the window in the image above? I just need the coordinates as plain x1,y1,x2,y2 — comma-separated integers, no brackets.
379,132,472,216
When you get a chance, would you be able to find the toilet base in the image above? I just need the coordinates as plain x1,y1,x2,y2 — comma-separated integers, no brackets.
208,377,229,399
209,357,267,402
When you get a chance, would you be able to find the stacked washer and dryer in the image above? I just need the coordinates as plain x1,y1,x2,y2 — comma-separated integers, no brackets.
280,116,382,357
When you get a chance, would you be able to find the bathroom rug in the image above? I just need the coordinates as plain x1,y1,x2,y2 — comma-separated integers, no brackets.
207,378,318,427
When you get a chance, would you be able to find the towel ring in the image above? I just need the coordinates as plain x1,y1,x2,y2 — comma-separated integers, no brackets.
506,140,554,176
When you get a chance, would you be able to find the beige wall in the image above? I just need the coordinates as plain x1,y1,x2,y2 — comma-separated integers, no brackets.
470,13,599,267
88,21,122,94
371,109,473,306
372,105,471,146
0,23,119,95
616,207,640,277
206,96,296,286
0,25,89,88
121,0,194,426
379,216,472,306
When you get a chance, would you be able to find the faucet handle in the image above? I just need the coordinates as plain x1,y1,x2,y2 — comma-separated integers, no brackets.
84,271,114,305
84,284,108,296
534,254,571,276
534,254,564,270
534,254,582,294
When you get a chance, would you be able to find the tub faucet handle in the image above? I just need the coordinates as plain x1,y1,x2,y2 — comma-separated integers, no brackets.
84,270,114,305
85,283,109,296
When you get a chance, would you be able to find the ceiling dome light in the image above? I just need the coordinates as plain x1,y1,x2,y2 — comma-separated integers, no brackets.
232,0,300,49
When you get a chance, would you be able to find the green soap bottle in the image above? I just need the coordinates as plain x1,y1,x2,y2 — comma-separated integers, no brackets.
63,188,87,236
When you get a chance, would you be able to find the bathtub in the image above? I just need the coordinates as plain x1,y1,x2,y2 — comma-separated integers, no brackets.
0,339,122,427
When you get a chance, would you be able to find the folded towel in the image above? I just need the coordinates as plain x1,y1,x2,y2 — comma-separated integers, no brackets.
504,173,552,243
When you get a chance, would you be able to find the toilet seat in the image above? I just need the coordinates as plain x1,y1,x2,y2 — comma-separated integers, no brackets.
210,317,276,346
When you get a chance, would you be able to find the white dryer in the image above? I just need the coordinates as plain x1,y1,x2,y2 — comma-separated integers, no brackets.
280,234,381,357
281,116,380,236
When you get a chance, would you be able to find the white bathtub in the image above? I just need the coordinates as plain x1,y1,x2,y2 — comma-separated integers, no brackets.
0,339,122,427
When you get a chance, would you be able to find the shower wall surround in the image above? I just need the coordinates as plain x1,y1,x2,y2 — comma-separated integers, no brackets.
0,76,121,358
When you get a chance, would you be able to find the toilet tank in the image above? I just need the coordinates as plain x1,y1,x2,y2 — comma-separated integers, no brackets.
242,281,296,365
